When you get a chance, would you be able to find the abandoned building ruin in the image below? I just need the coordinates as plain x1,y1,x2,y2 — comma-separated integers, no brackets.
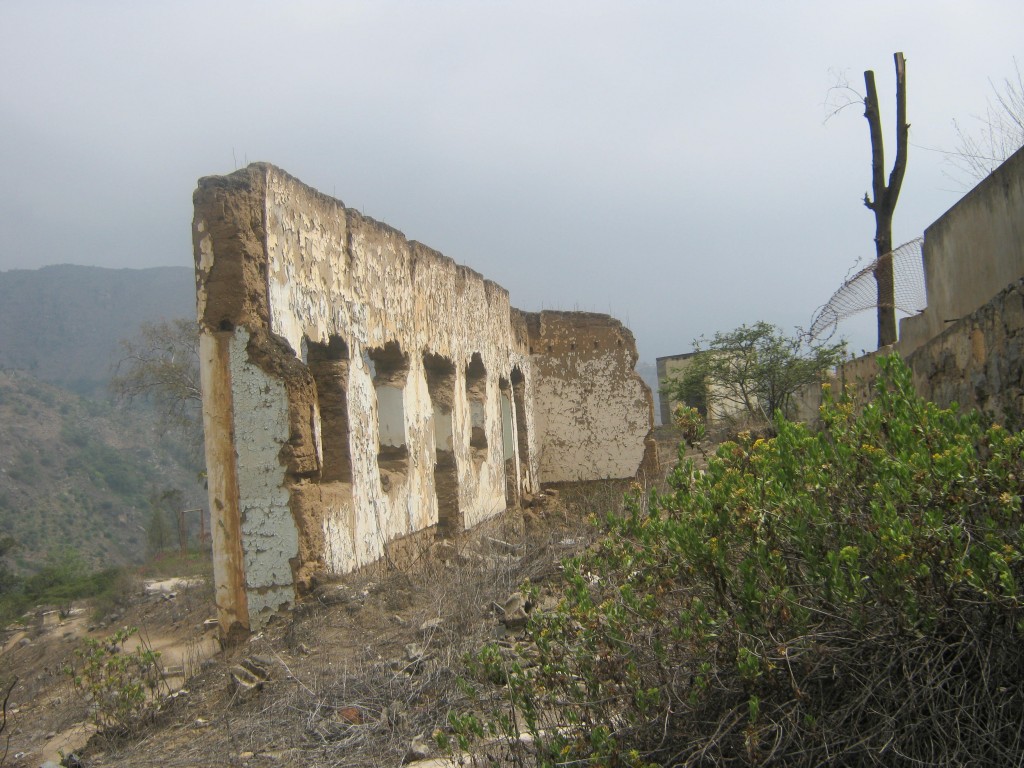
193,163,657,638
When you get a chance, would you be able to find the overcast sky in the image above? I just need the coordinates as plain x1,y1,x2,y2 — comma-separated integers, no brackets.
2,2,1022,361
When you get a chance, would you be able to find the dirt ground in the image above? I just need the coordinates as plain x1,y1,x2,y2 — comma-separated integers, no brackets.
1,478,660,768
0,432,701,768
1,574,222,767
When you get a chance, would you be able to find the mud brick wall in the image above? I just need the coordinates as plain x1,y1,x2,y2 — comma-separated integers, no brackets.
193,164,655,637
525,311,658,483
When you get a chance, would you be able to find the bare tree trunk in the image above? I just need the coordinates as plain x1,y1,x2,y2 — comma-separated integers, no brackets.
863,52,908,348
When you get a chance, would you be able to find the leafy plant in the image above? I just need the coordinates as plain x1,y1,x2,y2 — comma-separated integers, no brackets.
456,356,1024,766
672,403,705,447
66,627,165,737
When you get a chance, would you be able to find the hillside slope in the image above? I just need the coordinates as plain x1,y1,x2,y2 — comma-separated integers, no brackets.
0,371,204,571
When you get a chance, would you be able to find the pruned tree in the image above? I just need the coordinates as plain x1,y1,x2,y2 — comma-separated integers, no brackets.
863,52,909,348
950,58,1024,183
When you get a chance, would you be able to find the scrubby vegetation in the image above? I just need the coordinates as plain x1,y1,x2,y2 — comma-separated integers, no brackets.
0,546,136,626
65,627,165,737
456,356,1024,766
0,371,205,572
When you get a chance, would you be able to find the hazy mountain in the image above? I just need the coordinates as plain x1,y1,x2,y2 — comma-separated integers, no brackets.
0,265,200,571
0,265,194,395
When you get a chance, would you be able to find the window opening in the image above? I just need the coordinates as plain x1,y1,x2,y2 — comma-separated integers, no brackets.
499,377,517,506
306,337,352,483
368,341,409,488
424,352,460,532
466,352,488,467
510,366,531,494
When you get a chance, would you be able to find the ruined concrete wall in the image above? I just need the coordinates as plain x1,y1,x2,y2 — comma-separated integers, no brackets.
899,145,1024,355
657,351,764,427
193,164,538,634
526,311,658,483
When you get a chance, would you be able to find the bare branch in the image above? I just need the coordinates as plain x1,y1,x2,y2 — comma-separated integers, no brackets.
1,676,16,767
863,68,887,215
823,68,865,124
947,58,1024,184
887,52,909,204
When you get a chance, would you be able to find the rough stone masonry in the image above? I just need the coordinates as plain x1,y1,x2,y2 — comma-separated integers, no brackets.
193,164,656,639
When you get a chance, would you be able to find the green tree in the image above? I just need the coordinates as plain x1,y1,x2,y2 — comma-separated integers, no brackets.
661,322,844,423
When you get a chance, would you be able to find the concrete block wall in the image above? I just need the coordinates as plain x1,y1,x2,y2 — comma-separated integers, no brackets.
899,145,1024,355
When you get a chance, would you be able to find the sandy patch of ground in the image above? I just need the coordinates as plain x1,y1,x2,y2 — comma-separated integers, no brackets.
1,577,218,767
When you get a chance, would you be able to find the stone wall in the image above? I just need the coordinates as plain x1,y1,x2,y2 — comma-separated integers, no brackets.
799,280,1024,426
908,279,1024,419
193,164,654,637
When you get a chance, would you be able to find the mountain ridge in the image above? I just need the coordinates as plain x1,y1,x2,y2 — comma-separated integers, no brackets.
0,264,195,395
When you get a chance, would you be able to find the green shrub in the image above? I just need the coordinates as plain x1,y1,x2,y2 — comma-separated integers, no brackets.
455,356,1024,766
672,403,705,447
65,627,164,736
0,548,134,626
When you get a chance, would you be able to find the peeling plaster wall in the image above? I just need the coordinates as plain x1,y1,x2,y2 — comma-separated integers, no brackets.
194,164,541,633
229,328,298,621
194,164,655,635
526,311,658,483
